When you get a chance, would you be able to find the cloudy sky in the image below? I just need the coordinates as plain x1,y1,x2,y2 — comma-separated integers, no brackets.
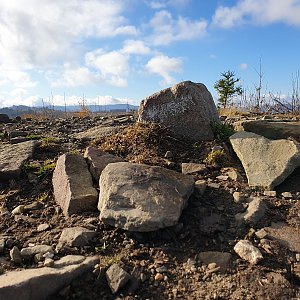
0,0,299,107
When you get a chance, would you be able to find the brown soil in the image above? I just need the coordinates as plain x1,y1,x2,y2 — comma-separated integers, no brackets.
0,117,299,300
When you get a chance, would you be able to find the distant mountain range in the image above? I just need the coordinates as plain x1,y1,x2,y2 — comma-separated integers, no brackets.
0,104,138,118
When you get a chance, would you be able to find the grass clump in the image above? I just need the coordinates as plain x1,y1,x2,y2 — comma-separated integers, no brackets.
34,159,56,179
204,149,228,166
211,122,235,142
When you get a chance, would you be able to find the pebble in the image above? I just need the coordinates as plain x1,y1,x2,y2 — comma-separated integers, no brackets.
44,257,54,267
281,192,293,199
37,223,50,232
216,175,229,181
140,273,147,282
233,191,243,203
154,273,164,281
10,246,22,264
156,266,168,273
263,190,277,197
207,262,217,270
11,205,25,215
207,183,220,189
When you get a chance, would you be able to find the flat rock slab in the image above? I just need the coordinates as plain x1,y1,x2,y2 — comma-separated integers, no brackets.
84,147,124,182
230,131,300,189
73,125,126,140
52,154,98,216
0,141,38,180
234,120,300,142
257,223,300,253
138,81,219,141
0,255,98,300
98,162,194,232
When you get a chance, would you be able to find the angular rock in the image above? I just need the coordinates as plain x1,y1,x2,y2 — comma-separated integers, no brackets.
235,197,266,224
197,251,232,272
194,180,207,195
20,245,53,260
84,147,124,182
99,162,194,232
264,190,277,197
234,120,300,142
57,227,97,250
0,141,38,180
181,163,207,175
230,131,300,189
106,264,131,294
52,154,98,216
10,246,22,264
138,81,219,141
0,255,98,300
234,240,263,264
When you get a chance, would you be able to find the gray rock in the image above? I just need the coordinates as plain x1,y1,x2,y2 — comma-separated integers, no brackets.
235,197,266,224
0,238,5,253
57,227,97,250
256,222,300,253
197,251,232,273
0,141,38,180
84,147,124,182
138,81,219,141
37,223,50,232
11,205,25,215
9,131,28,138
99,162,194,232
234,120,300,142
281,192,293,199
0,255,98,300
106,264,131,294
181,163,207,175
52,154,98,216
234,240,263,264
230,131,300,189
194,180,207,195
20,245,53,260
264,190,277,197
73,125,126,140
10,246,22,264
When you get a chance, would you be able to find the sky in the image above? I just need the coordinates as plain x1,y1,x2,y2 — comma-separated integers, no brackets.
0,0,300,108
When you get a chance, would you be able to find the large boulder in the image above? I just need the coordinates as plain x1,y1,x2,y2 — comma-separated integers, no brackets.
0,140,39,180
0,114,9,123
138,81,219,141
0,255,98,300
230,131,300,189
234,120,300,142
98,162,194,232
52,154,98,216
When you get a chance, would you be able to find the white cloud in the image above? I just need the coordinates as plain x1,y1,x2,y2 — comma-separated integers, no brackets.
0,66,36,89
52,64,101,88
146,54,182,85
85,50,129,87
145,0,189,10
149,10,207,45
0,0,136,68
240,63,248,70
121,40,151,55
212,0,300,28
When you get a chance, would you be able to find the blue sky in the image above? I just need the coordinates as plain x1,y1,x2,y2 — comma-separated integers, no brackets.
0,0,299,107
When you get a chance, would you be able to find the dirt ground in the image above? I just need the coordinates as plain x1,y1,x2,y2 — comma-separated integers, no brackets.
0,117,299,300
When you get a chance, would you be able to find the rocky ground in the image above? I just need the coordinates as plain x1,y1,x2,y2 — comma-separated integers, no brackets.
0,113,299,300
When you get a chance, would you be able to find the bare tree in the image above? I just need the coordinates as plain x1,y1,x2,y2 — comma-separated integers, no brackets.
292,70,300,114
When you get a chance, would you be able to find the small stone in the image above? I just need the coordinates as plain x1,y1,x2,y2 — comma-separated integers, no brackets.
264,191,277,197
44,257,54,267
106,264,131,294
140,273,147,282
232,192,243,203
156,266,168,273
195,180,207,195
216,175,228,181
164,151,173,159
10,246,22,264
227,169,243,182
181,163,207,175
154,273,164,281
34,253,44,263
0,238,5,253
234,240,263,264
190,266,197,272
207,182,220,189
207,263,217,270
11,205,25,215
296,253,300,262
37,223,50,232
5,238,14,249
281,192,293,199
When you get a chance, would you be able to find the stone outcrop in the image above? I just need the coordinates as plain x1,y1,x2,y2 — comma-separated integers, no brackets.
84,147,124,182
98,162,194,232
0,255,98,300
230,131,300,189
0,140,39,180
52,154,98,216
234,120,300,142
138,81,219,141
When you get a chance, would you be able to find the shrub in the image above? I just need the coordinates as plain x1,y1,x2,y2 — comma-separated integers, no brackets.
204,149,227,166
211,122,235,142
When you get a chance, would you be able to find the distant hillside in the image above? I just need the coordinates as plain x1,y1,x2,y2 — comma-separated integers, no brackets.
0,104,138,118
